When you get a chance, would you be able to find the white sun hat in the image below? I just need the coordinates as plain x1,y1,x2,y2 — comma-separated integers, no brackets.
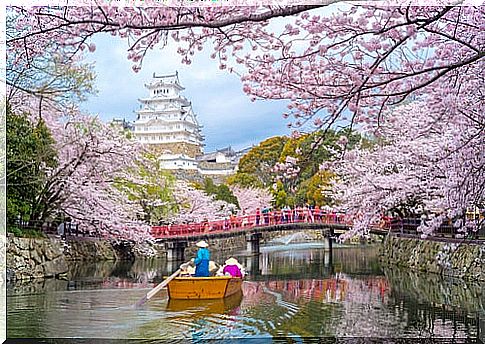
196,240,209,248
225,257,239,265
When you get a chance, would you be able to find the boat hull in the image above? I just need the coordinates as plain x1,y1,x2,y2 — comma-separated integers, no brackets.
166,290,243,313
167,276,243,300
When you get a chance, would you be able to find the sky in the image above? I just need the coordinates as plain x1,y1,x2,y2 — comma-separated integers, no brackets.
81,33,292,153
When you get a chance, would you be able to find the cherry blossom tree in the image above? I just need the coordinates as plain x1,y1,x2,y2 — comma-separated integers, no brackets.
169,180,235,223
9,5,482,127
7,3,484,237
331,91,484,238
8,93,160,241
6,10,96,106
231,186,272,215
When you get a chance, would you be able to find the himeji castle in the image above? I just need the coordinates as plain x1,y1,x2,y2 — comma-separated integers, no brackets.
132,72,247,177
133,72,205,170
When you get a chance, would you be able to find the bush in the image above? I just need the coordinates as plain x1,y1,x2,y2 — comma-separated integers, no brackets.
7,226,23,237
21,229,46,238
7,226,46,238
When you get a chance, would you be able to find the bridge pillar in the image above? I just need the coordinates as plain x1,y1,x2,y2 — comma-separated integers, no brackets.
322,229,333,266
246,232,262,255
165,241,188,261
246,255,260,277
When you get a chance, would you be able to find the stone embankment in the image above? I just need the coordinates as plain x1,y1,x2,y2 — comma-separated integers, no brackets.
7,236,69,281
380,236,485,281
6,235,166,282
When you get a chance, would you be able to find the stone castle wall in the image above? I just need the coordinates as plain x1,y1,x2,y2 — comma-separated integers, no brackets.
149,142,202,157
170,169,230,185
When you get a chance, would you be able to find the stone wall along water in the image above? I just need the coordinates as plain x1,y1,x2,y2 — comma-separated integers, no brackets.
380,236,485,281
7,236,69,281
7,236,169,282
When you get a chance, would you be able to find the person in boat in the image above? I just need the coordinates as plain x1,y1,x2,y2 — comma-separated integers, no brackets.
222,257,244,278
180,260,219,276
193,240,210,277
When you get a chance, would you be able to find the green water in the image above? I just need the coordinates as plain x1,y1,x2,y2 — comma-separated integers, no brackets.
7,244,484,341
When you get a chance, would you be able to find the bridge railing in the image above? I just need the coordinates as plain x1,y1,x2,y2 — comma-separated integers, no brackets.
151,211,354,238
399,218,485,239
151,211,484,240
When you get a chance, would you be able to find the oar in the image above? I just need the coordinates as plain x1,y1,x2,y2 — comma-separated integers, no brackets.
135,268,181,307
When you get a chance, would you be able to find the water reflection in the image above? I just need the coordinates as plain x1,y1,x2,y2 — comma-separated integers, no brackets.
7,244,483,341
384,266,484,313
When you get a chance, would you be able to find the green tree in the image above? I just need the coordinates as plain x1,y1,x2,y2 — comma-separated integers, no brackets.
226,172,263,188
201,178,239,209
6,105,58,226
232,136,288,188
274,129,368,207
295,170,334,206
114,153,176,225
273,181,293,209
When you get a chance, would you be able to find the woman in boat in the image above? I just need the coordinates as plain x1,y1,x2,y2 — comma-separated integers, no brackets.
193,240,210,277
222,257,244,278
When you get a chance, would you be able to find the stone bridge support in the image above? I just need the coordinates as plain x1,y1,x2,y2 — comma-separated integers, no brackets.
246,233,263,255
165,241,188,261
245,255,260,277
323,228,333,266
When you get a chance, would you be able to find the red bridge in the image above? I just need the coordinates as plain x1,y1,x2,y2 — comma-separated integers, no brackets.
151,211,484,241
151,211,388,239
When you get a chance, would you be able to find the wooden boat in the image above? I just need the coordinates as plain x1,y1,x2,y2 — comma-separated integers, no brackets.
167,275,243,300
166,290,243,313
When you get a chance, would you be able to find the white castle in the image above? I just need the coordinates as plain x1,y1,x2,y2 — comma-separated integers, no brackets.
133,72,205,170
132,72,247,176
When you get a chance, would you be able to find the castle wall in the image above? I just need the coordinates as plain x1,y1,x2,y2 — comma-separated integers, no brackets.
149,142,202,157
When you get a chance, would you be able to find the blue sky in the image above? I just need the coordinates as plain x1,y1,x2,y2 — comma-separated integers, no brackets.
81,34,291,152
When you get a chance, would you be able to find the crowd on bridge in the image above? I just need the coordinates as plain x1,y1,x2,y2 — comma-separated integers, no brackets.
151,205,485,239
151,206,369,238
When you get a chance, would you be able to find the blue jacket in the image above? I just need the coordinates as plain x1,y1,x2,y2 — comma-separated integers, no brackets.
194,247,210,277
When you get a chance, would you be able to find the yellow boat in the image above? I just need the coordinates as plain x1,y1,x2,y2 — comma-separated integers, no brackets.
166,290,243,313
167,276,243,300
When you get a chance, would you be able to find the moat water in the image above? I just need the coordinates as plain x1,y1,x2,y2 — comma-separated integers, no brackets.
7,244,484,342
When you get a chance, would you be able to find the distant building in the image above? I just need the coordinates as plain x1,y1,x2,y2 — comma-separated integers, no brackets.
128,72,250,178
196,146,251,175
110,118,134,131
133,71,205,170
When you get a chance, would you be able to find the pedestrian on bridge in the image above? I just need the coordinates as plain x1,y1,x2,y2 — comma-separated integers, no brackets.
255,208,261,226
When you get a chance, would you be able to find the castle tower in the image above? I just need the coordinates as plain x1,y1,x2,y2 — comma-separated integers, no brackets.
133,72,205,169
